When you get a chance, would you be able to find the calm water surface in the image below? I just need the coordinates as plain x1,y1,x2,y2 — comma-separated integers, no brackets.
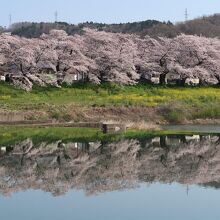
1,132,220,220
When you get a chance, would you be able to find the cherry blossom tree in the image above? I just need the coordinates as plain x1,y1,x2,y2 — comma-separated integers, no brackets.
0,29,220,90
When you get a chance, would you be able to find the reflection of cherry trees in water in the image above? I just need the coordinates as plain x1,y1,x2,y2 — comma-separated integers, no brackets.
0,135,220,197
1,29,220,90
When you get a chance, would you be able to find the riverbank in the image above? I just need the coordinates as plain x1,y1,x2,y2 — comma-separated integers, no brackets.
1,82,220,124
0,126,215,146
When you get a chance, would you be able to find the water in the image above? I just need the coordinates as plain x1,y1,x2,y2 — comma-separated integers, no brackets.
1,132,220,220
163,124,220,133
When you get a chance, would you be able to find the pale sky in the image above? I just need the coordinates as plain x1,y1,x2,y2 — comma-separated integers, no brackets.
0,0,220,27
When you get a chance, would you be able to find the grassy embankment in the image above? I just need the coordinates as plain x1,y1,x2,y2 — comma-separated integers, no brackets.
0,126,203,146
0,82,220,123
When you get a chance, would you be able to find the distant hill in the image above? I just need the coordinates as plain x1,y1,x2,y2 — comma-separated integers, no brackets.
9,22,83,38
8,20,173,38
176,14,220,38
0,26,4,34
6,13,220,39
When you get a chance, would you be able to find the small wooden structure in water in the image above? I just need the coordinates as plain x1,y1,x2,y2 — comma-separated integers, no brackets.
102,123,126,134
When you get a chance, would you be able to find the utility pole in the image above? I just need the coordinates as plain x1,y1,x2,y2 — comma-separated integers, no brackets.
55,11,58,23
185,8,189,22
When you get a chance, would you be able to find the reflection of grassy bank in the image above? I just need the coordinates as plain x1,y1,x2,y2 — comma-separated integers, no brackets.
0,82,220,123
0,126,210,146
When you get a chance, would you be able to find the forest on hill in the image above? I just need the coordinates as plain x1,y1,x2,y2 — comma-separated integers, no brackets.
1,13,220,38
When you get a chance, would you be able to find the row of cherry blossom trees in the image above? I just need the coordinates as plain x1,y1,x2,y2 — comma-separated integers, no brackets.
0,28,220,90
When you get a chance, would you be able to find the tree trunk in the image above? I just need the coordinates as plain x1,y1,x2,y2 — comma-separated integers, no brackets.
159,73,167,85
179,78,186,86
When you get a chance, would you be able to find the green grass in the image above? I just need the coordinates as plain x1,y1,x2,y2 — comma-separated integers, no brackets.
0,82,219,108
0,82,220,122
0,127,146,146
0,126,210,146
0,126,117,146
